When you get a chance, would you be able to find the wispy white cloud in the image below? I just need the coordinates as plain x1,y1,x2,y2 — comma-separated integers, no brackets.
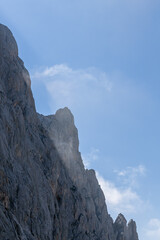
32,64,112,112
96,172,144,216
145,218,160,240
32,64,148,122
82,148,146,217
82,148,99,168
114,165,146,188
116,165,146,177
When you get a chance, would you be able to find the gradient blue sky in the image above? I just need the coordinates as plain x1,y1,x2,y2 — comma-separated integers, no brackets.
1,1,160,239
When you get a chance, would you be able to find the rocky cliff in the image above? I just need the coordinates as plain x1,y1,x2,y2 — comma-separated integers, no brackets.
0,24,139,240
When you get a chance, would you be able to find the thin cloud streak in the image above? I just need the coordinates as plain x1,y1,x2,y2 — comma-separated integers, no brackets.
82,148,99,169
32,64,112,112
114,165,146,188
82,148,146,218
96,172,144,216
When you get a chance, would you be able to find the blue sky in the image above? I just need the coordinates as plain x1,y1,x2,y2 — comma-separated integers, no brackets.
1,1,160,239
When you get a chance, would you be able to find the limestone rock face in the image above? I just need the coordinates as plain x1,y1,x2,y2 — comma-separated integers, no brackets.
0,24,139,240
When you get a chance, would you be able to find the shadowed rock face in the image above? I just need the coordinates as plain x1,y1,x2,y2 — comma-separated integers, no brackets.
0,24,139,240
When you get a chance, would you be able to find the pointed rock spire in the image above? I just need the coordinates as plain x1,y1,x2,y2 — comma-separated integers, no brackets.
114,214,139,240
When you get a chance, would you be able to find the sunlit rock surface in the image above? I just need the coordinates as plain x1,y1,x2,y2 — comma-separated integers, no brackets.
0,24,139,240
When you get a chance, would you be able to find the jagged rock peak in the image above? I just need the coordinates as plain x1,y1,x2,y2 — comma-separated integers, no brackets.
114,214,139,240
0,24,18,58
38,107,82,185
0,23,36,123
127,220,139,240
115,213,127,226
55,107,74,124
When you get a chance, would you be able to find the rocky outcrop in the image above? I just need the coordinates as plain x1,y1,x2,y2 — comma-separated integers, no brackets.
127,220,139,240
114,214,139,240
0,23,139,240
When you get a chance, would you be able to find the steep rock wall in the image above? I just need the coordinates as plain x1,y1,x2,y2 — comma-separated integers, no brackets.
0,24,139,240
